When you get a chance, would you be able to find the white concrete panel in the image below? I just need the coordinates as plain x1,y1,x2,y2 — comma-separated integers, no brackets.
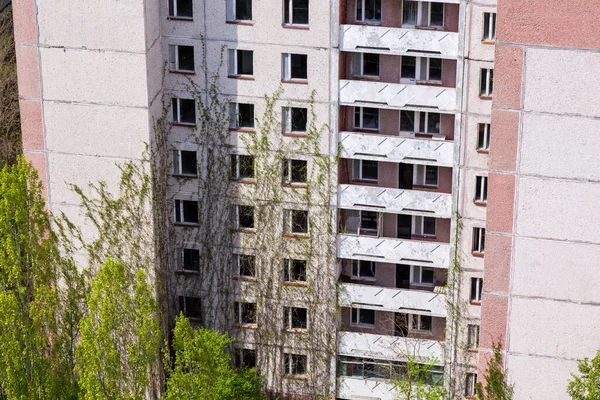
340,25,459,59
40,48,149,107
520,113,600,180
466,4,496,63
460,168,487,222
339,331,444,362
44,101,149,158
461,114,490,170
516,177,600,243
37,0,146,51
338,377,398,400
513,237,600,303
47,153,127,206
457,219,485,272
524,48,600,118
507,353,577,400
464,60,493,116
509,297,600,360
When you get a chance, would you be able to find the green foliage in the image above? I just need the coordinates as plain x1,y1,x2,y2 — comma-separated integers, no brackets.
75,258,161,399
164,315,262,400
394,357,446,400
567,349,600,400
476,342,513,400
0,157,78,399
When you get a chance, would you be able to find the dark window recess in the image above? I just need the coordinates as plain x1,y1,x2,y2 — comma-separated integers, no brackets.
235,348,256,368
401,56,416,79
430,2,444,27
352,260,376,278
237,50,254,75
231,155,255,179
362,160,378,180
352,308,375,325
182,248,200,271
286,307,308,329
237,206,255,228
284,0,309,25
285,159,307,183
290,54,307,79
172,98,196,124
290,210,308,234
179,296,202,319
361,210,378,231
237,302,256,324
178,46,195,71
284,259,307,282
355,107,379,130
425,166,438,186
291,108,308,132
423,217,436,236
470,278,483,301
169,0,193,18
422,268,434,284
284,354,307,375
180,151,197,175
363,53,380,76
400,111,415,131
238,103,255,128
236,0,252,20
415,314,432,330
238,255,256,277
428,58,442,81
175,200,199,224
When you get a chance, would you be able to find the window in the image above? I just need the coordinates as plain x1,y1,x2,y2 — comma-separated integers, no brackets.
483,12,496,42
352,260,376,280
354,107,379,130
283,0,309,25
467,325,480,349
480,68,493,97
400,56,442,83
226,0,252,21
282,53,307,81
410,314,432,332
354,53,380,77
179,296,202,320
413,165,438,186
472,227,485,254
172,98,196,125
283,159,307,185
228,49,254,76
173,150,197,176
284,307,308,330
284,353,307,376
285,209,309,235
282,107,308,133
233,254,256,277
477,123,490,150
177,248,200,272
234,302,257,325
234,348,256,368
283,259,307,282
231,154,255,180
168,0,193,18
229,103,255,129
413,216,436,237
475,176,488,203
470,278,483,302
356,0,381,23
174,200,199,224
402,1,444,27
465,373,477,397
345,210,379,234
352,159,378,181
400,111,440,135
410,265,434,286
351,308,375,326
233,205,255,229
168,45,195,72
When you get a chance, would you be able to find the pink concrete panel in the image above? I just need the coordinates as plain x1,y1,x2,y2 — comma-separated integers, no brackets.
482,235,512,294
493,45,523,110
15,46,40,99
378,161,398,188
489,110,519,172
440,114,455,140
486,173,515,234
441,59,457,88
11,0,38,45
477,350,493,387
24,152,47,201
19,100,44,151
479,294,508,350
443,3,459,33
497,0,600,49
382,213,396,238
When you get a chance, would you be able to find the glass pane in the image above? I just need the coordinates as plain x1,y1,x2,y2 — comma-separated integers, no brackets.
361,210,378,230
236,0,252,20
360,309,375,325
402,0,418,25
238,103,254,128
293,0,309,24
238,205,254,228
292,210,308,233
180,151,197,175
401,56,416,79
238,50,254,75
422,268,434,284
291,107,307,131
361,160,378,180
183,249,200,271
363,53,380,76
428,58,442,81
362,107,379,129
180,99,196,124
400,111,415,132
183,201,199,223
291,54,307,79
430,3,444,26
178,0,193,17
291,160,307,183
428,112,440,134
178,46,195,71
425,166,438,186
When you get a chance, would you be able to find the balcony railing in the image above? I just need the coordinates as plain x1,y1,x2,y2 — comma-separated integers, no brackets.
339,79,457,113
339,131,454,167
339,331,444,362
337,234,450,269
338,184,452,219
340,282,446,317
337,377,398,400
340,24,459,59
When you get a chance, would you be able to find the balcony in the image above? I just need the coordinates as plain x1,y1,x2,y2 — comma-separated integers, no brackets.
339,79,457,113
337,377,398,400
340,24,459,59
339,331,444,363
339,282,446,317
339,132,454,168
338,184,452,219
337,235,450,269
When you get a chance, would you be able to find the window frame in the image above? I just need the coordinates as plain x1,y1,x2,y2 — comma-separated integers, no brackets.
232,254,256,278
465,373,478,397
174,199,199,225
412,215,437,237
229,103,255,130
172,149,198,177
470,277,483,303
171,98,196,125
231,154,255,181
177,247,201,272
283,258,307,283
472,227,486,254
400,111,441,135
282,0,309,26
356,0,382,23
226,0,253,22
400,56,442,84
402,1,444,28
474,176,488,204
285,209,309,235
351,308,376,327
482,12,497,42
480,68,494,97
168,0,193,19
234,348,256,368
354,52,380,78
345,209,381,235
233,204,255,230
228,49,254,77
283,159,308,185
168,44,195,73
284,307,308,330
467,324,480,349
234,301,257,326
282,107,308,134
413,165,439,187
351,260,376,281
477,123,491,151
179,296,202,320
281,53,308,81
410,265,435,286
352,159,378,181
354,106,380,131
283,353,307,376
409,314,433,332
